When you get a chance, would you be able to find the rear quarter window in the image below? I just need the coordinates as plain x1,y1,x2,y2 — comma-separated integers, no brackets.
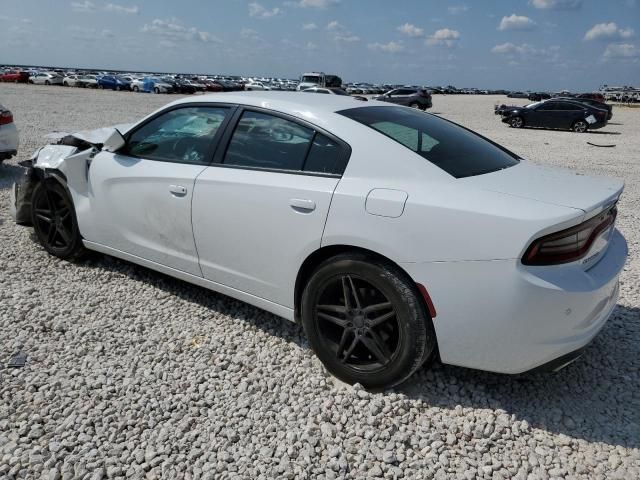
339,106,519,178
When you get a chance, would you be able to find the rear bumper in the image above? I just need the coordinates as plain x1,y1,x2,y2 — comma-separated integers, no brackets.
402,229,627,374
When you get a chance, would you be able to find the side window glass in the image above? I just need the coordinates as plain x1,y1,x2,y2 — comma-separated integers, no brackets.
304,134,346,174
224,111,314,171
125,107,228,164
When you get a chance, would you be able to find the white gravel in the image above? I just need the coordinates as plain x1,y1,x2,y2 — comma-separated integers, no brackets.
1,83,639,479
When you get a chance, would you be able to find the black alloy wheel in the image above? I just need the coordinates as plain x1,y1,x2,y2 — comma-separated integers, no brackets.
31,181,86,260
301,254,436,389
572,120,588,133
510,116,524,128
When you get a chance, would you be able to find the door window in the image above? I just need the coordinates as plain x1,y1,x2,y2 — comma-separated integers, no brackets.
125,107,229,164
303,134,348,174
223,111,314,171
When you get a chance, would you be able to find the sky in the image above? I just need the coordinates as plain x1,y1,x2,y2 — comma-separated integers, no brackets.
0,0,638,90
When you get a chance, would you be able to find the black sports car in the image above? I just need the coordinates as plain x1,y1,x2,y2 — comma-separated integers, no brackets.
500,99,609,132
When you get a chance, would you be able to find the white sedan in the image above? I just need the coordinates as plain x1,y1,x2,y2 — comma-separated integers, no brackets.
29,72,64,85
0,104,19,162
244,81,271,91
11,93,627,388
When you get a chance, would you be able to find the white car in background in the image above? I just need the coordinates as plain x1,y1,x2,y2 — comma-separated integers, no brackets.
244,81,270,91
29,72,64,85
11,93,627,389
63,74,82,87
0,104,19,162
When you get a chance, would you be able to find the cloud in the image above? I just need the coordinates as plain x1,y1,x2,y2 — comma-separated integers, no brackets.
248,2,281,18
603,43,638,58
295,0,339,7
448,5,469,14
305,41,318,50
302,22,318,30
426,28,460,47
491,42,561,63
397,23,424,37
326,20,341,30
104,3,139,14
142,18,221,43
529,0,582,9
326,20,359,42
70,1,96,12
69,25,116,41
584,22,634,41
240,28,260,40
499,14,536,31
368,41,405,53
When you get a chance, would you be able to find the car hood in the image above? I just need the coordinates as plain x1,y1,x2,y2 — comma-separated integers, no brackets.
43,123,133,144
461,161,623,214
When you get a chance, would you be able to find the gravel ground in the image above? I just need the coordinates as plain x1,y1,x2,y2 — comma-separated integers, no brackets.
1,84,639,480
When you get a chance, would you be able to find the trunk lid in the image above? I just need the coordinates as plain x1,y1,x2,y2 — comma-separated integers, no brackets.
462,161,623,215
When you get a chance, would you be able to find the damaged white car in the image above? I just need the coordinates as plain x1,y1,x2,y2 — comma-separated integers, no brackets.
11,94,627,389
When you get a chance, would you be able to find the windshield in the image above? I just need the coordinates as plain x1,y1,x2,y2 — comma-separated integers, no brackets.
339,106,519,178
302,75,321,84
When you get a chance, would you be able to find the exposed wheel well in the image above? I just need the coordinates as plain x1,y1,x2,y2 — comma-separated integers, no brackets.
294,244,433,323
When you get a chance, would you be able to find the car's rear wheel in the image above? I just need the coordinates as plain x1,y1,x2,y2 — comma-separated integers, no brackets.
509,116,524,128
572,120,588,133
31,181,86,260
301,254,436,389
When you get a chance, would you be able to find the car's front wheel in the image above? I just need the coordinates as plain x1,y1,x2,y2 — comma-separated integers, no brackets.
301,254,436,389
509,116,524,128
31,181,86,260
572,120,588,133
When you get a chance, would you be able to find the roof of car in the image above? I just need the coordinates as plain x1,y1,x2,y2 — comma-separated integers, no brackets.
170,91,379,117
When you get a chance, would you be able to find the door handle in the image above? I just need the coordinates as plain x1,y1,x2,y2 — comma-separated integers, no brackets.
169,185,187,197
289,198,316,213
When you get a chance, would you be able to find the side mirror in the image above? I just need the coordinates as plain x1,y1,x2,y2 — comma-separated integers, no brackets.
102,128,126,152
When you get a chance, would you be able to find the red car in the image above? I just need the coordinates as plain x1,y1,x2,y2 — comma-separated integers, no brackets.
0,70,30,83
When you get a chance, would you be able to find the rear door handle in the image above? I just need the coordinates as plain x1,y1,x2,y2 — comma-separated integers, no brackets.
169,184,187,197
289,198,316,212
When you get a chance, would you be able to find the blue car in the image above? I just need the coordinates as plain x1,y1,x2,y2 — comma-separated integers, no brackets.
97,75,129,91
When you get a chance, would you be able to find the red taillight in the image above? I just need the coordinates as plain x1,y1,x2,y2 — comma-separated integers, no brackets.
0,111,13,125
523,206,617,266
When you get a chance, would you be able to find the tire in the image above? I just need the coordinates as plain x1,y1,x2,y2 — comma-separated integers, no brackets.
572,120,588,133
409,102,421,109
509,116,524,128
154,87,160,94
45,80,50,86
31,181,86,261
133,85,139,92
98,84,104,89
301,253,436,389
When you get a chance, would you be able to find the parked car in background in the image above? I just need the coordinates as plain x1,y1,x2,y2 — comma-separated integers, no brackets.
501,99,609,132
63,74,83,87
97,75,130,91
130,77,145,92
77,75,98,88
303,87,367,101
528,92,551,101
0,70,30,83
142,77,173,94
12,93,627,389
375,88,432,110
507,91,529,99
29,72,64,85
577,92,606,103
0,104,18,163
244,81,271,91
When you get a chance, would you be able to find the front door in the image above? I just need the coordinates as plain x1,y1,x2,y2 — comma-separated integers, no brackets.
83,105,232,276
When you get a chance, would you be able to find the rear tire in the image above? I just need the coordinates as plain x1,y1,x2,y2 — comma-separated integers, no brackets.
509,116,524,128
572,120,588,133
301,253,436,389
31,181,86,261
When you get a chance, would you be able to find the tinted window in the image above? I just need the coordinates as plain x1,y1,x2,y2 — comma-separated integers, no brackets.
125,107,229,164
536,102,558,111
224,111,314,171
304,134,347,174
339,106,519,178
558,102,583,111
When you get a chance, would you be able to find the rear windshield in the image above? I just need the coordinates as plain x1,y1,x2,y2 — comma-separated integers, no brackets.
339,106,519,178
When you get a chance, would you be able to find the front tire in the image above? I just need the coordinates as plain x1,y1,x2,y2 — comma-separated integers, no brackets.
509,116,524,128
31,181,86,260
572,120,588,133
154,87,160,94
301,254,436,389
133,85,139,92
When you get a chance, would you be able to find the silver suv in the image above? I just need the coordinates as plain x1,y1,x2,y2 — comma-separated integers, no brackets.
375,88,433,110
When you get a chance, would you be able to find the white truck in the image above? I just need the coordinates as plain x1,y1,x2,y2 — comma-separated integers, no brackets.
296,72,343,91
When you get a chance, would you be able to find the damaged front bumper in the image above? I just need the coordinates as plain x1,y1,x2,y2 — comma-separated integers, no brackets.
10,159,38,225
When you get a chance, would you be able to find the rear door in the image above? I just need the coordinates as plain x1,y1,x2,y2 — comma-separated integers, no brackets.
555,101,585,129
192,108,350,307
84,105,233,276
